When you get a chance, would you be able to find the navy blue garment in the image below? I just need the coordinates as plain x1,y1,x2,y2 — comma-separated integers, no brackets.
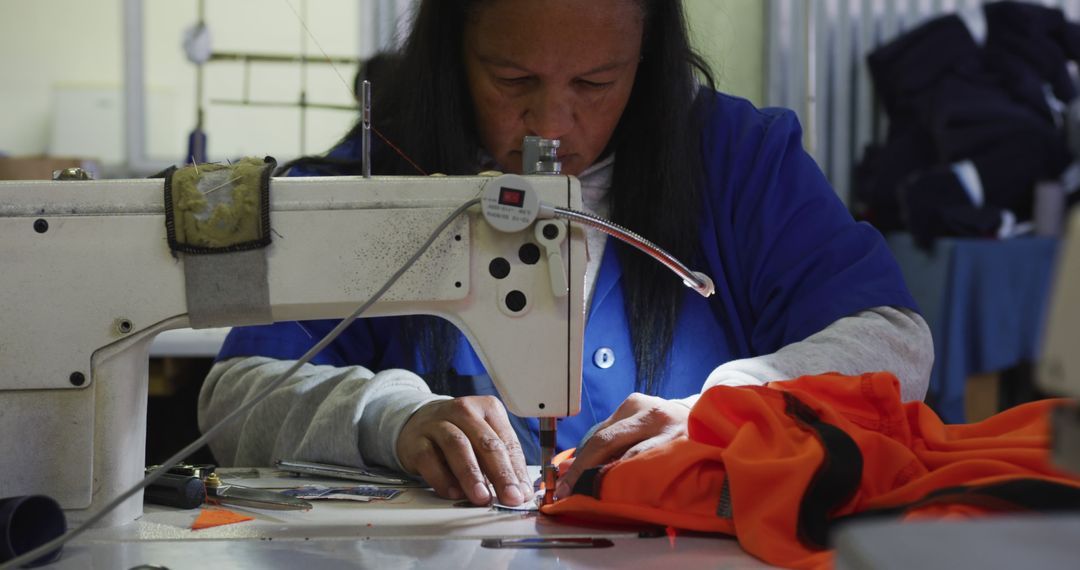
853,3,1079,247
218,93,917,463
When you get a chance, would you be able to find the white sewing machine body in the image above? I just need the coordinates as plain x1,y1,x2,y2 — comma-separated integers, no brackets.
0,174,586,527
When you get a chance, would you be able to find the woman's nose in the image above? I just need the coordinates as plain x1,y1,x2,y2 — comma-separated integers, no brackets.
524,89,574,141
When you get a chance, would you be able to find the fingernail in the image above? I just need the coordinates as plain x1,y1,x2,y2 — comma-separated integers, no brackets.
472,482,490,502
502,484,523,505
520,481,534,498
447,486,463,500
555,481,569,499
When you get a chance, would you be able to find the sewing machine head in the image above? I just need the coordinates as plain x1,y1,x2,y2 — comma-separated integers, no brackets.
0,172,585,526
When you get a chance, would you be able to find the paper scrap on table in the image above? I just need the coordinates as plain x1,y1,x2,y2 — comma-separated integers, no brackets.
191,507,254,530
493,497,540,512
280,486,402,502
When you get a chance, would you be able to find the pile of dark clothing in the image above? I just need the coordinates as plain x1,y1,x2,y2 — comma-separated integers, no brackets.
852,1,1080,248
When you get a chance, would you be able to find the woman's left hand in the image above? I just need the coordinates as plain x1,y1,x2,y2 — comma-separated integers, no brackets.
555,393,691,499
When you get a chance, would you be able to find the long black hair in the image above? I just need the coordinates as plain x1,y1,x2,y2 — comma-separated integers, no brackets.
283,0,715,396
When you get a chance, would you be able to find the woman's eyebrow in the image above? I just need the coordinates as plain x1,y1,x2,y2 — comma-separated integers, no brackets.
476,54,631,76
475,53,531,71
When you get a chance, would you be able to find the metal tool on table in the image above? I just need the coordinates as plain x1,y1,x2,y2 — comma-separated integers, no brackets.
144,463,310,511
203,474,312,511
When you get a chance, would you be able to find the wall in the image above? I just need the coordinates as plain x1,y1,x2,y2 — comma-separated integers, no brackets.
685,0,766,105
0,0,369,170
0,0,767,169
0,1,125,158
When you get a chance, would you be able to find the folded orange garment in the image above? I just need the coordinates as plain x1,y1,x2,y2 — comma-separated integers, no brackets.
541,372,1080,569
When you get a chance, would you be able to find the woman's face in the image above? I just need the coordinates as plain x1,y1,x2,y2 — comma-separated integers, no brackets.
463,0,645,176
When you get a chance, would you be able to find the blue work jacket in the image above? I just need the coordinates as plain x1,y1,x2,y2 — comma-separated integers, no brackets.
218,93,918,463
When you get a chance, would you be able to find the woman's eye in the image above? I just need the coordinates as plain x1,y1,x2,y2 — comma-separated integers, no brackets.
577,79,613,89
497,76,533,86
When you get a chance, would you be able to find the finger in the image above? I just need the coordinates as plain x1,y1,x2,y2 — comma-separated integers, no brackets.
622,429,679,461
408,437,463,500
432,424,491,505
546,457,576,499
556,456,575,478
455,413,526,506
578,395,646,444
557,416,650,496
483,406,533,500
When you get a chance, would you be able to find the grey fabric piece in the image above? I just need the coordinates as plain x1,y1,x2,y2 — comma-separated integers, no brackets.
198,356,450,470
184,250,272,328
683,307,934,406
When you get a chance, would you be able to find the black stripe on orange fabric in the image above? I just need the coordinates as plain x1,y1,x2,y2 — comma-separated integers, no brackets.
782,392,864,550
835,478,1080,527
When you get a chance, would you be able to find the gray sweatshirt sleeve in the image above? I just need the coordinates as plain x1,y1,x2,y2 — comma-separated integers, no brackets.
681,307,933,405
197,356,451,470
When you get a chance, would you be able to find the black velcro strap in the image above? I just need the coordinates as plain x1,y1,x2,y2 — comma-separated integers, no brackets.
835,478,1080,527
783,391,864,550
571,467,604,498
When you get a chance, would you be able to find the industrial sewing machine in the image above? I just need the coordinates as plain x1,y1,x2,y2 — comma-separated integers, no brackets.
0,171,587,528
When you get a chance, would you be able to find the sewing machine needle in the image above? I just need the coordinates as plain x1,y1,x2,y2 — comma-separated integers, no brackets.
539,417,557,506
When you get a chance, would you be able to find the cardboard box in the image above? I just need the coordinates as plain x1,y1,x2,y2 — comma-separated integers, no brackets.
0,156,99,180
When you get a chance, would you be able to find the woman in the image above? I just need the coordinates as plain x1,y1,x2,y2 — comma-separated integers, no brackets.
200,0,933,507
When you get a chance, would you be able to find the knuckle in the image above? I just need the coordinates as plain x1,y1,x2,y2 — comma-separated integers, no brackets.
475,395,504,415
645,405,675,423
478,436,506,453
439,430,472,451
464,464,485,482
449,396,495,418
399,438,431,461
409,437,435,455
589,428,618,447
618,392,651,413
446,398,473,414
404,453,437,477
503,437,523,455
477,394,500,407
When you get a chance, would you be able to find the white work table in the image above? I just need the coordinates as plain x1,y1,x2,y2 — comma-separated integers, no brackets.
44,468,776,569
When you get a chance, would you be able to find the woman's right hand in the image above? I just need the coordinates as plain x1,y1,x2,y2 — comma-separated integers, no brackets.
396,396,534,506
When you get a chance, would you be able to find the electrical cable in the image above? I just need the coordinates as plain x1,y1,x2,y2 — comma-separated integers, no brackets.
0,198,481,570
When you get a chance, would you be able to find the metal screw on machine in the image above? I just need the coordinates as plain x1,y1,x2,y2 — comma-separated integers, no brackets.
69,372,86,387
115,319,134,335
52,167,92,181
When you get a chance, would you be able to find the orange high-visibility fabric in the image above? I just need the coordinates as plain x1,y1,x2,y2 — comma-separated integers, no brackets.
541,372,1080,569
